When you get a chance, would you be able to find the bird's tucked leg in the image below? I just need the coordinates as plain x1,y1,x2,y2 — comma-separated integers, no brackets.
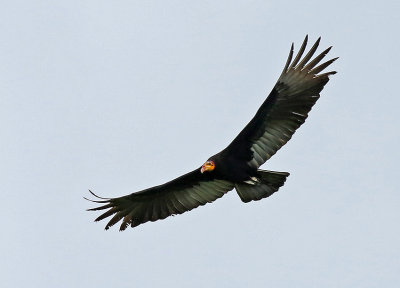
243,176,260,185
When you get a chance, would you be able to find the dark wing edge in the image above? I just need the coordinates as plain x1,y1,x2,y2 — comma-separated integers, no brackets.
226,35,338,168
85,171,234,231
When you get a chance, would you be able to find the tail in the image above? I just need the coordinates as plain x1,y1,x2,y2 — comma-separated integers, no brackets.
235,170,289,203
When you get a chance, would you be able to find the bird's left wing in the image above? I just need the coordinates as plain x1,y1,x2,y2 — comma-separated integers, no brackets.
86,170,234,230
222,36,337,168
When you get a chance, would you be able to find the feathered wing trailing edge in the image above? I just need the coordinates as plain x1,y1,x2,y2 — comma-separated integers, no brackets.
86,35,337,230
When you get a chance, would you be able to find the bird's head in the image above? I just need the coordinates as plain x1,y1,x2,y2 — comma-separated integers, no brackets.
200,160,215,174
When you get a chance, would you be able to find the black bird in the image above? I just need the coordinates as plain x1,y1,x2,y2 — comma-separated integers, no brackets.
86,36,337,231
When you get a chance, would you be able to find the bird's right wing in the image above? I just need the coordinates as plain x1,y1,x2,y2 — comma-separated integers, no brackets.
86,169,234,231
223,36,337,168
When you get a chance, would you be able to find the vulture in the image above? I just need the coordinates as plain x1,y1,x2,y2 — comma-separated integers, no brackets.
86,35,337,231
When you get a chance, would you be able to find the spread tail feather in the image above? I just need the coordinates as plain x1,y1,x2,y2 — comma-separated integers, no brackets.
235,170,289,203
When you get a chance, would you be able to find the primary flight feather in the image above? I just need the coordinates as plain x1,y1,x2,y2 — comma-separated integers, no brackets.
86,35,337,231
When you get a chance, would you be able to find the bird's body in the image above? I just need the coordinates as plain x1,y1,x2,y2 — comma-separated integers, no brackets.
86,36,337,231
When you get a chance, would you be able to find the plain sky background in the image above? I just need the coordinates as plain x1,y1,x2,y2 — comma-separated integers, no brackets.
1,1,399,287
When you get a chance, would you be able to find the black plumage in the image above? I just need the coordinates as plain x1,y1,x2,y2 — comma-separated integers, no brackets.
86,36,337,230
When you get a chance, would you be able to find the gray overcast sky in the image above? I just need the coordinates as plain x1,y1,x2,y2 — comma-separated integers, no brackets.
1,1,399,287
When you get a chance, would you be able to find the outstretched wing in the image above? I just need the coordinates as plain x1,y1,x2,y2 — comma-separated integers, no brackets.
86,170,234,230
223,36,337,168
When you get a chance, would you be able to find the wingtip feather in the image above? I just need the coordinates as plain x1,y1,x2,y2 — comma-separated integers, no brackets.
282,43,295,74
88,189,110,200
288,35,308,70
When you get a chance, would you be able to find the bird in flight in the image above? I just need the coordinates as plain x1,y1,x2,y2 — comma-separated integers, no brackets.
86,35,337,231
